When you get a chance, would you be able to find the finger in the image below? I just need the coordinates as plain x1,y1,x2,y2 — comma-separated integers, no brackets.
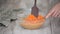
58,15,60,18
57,11,60,17
52,8,59,17
45,8,55,19
55,11,60,17
55,9,60,17
55,12,59,17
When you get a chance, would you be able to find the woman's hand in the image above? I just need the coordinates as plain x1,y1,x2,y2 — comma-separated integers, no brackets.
45,3,60,18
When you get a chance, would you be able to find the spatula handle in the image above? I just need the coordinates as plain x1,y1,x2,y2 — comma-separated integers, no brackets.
34,0,37,6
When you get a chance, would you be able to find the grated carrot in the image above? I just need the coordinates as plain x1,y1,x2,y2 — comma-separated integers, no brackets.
24,14,45,24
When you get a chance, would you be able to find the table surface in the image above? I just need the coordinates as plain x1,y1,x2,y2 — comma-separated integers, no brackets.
0,11,60,34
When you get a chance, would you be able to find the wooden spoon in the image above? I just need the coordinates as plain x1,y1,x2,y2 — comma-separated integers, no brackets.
31,0,39,17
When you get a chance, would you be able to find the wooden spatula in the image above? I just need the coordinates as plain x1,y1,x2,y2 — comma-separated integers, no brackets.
31,0,39,17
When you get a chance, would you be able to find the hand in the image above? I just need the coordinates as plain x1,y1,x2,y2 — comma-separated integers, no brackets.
45,3,60,18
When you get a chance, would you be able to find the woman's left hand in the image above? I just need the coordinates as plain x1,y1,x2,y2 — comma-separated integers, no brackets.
45,3,60,18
